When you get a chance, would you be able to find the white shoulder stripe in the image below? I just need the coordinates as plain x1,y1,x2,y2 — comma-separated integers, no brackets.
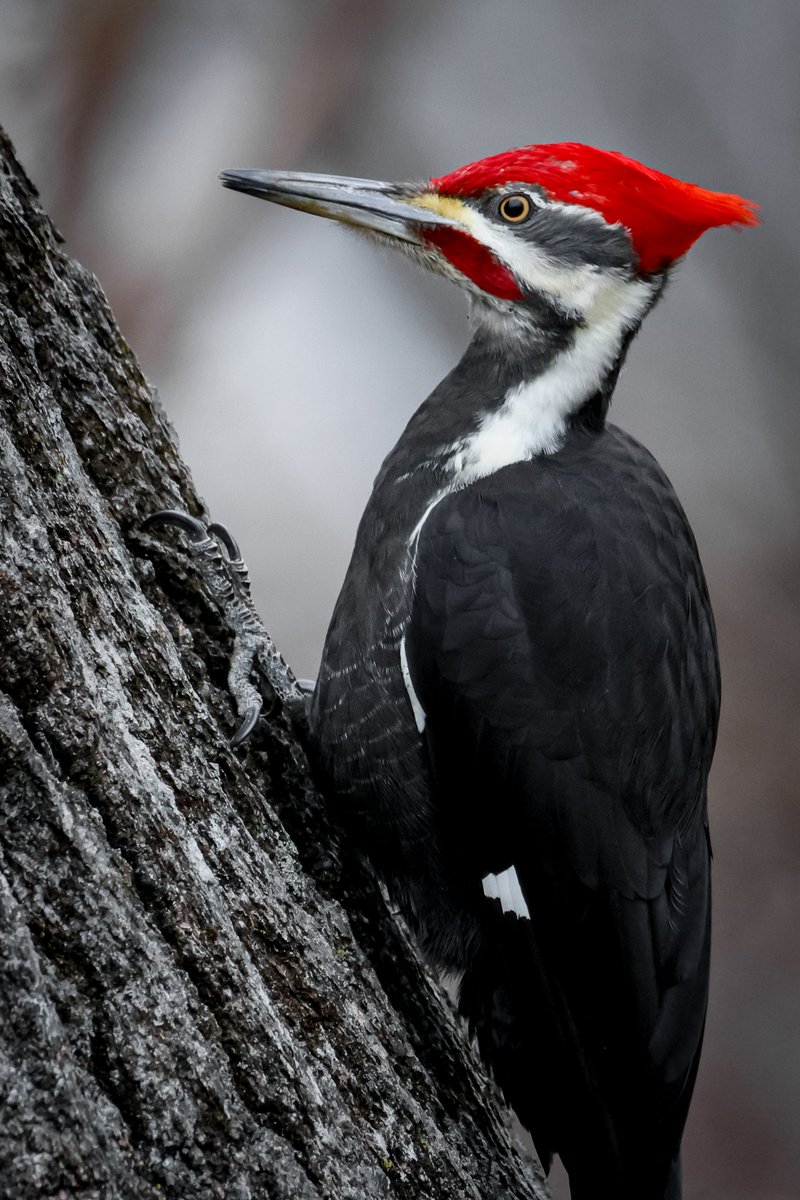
482,866,530,920
399,634,426,733
407,493,445,553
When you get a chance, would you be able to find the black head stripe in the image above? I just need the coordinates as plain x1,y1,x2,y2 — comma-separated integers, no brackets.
471,193,636,271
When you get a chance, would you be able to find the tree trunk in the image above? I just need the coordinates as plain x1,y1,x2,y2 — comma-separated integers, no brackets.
0,127,548,1200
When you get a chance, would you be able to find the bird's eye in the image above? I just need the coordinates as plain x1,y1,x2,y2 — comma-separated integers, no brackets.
498,194,532,223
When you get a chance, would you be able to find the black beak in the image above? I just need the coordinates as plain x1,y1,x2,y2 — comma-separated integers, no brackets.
220,169,459,245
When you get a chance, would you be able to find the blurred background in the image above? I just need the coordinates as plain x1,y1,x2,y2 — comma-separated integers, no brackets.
1,1,797,1195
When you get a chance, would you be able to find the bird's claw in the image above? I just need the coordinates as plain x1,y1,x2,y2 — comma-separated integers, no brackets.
142,508,308,743
207,521,242,562
230,702,262,747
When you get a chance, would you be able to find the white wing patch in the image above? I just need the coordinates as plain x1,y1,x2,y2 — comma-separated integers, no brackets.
399,634,426,733
482,866,530,920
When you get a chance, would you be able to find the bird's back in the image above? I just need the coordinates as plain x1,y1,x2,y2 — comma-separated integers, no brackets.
407,423,716,1194
311,420,717,1196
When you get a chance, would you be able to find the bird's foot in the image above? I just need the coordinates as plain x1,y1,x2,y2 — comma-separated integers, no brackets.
142,509,310,744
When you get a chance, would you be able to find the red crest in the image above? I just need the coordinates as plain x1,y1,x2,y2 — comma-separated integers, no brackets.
431,142,758,274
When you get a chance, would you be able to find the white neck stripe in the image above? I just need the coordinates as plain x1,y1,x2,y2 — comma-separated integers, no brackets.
450,276,653,486
403,276,654,553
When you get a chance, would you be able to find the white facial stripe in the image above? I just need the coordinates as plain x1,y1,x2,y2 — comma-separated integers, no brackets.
415,192,648,317
451,203,619,313
452,275,653,485
415,193,611,310
399,635,426,733
482,867,530,920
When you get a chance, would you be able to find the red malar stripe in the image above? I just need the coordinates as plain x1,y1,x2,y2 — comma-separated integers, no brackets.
423,227,522,300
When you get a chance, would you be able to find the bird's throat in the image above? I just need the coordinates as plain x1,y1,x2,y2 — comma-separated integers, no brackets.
446,273,660,479
358,273,658,599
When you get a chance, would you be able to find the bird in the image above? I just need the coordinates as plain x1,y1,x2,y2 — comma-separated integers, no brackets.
210,144,758,1199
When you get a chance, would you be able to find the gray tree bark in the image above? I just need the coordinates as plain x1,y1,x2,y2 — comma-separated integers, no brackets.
0,127,548,1200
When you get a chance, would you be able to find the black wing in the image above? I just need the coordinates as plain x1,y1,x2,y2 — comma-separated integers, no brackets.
405,426,718,1190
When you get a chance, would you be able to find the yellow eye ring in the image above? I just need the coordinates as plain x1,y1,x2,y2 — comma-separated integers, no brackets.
498,193,532,223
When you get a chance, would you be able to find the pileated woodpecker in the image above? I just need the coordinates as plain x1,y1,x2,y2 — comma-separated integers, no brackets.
150,144,757,1199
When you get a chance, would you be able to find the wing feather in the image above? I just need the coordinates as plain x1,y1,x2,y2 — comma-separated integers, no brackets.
405,427,718,1174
